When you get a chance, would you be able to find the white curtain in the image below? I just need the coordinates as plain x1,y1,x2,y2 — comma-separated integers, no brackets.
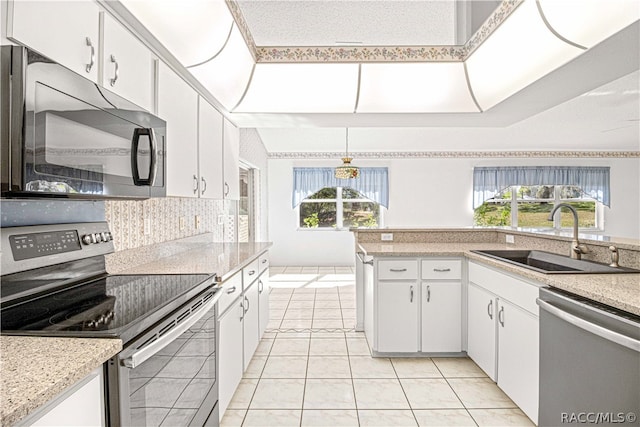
292,167,389,208
473,166,610,208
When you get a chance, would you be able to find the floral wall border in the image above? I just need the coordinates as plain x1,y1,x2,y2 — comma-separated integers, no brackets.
268,151,640,159
227,0,523,63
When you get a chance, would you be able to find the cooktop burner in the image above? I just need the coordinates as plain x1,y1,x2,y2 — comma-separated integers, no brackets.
1,273,213,342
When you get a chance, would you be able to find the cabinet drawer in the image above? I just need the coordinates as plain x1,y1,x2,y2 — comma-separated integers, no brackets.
258,253,269,274
243,258,260,289
469,262,540,315
377,260,418,280
421,259,462,280
218,271,242,315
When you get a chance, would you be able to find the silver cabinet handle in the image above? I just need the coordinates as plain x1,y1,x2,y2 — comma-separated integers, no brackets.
226,286,236,294
262,259,268,264
85,37,95,73
258,280,263,293
487,300,494,319
248,270,256,276
537,298,640,352
498,305,505,327
239,301,244,321
410,285,414,303
433,268,451,272
224,182,230,196
244,295,250,313
109,54,119,86
426,285,431,302
201,177,207,195
390,268,407,272
193,174,199,193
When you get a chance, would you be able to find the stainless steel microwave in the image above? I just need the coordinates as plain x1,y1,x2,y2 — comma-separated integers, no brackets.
1,46,166,199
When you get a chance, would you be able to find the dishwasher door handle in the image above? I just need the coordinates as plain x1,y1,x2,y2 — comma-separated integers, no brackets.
537,298,640,353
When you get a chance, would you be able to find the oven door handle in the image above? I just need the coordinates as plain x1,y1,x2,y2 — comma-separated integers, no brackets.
122,294,217,368
537,298,640,353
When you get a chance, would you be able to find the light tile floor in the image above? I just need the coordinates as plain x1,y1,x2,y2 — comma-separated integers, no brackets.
221,267,535,427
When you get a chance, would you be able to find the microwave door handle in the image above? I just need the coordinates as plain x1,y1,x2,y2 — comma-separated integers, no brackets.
131,128,156,186
148,128,158,185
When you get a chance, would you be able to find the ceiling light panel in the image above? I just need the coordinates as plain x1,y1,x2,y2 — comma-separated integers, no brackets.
466,0,585,111
234,64,359,113
538,0,640,48
120,0,233,67
188,26,255,110
357,63,480,113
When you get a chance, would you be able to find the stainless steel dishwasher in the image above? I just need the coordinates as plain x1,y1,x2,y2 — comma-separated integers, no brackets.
537,287,640,427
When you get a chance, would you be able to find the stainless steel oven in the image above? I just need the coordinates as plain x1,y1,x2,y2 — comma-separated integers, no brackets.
1,222,219,427
1,45,166,199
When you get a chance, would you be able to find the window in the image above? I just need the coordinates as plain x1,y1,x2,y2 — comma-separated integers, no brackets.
474,185,598,229
299,187,381,229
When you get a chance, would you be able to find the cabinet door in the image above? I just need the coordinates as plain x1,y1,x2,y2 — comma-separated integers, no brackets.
497,299,539,424
421,282,461,353
258,271,270,338
223,119,240,200
243,280,260,371
8,0,100,81
29,368,104,427
377,281,419,353
101,13,153,111
467,283,497,380
158,62,199,197
218,300,244,418
197,97,224,199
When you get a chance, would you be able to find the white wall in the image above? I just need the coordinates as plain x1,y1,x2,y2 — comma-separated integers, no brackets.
268,156,640,266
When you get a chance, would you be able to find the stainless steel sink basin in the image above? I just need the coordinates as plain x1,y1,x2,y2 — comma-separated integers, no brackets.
471,250,640,274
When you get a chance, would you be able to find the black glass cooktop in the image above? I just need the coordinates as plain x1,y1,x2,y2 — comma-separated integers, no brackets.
1,273,213,343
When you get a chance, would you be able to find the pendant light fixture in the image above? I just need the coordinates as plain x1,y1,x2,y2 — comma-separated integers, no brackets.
334,128,360,179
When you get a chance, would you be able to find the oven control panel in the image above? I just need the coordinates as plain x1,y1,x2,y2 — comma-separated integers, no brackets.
1,222,115,275
9,230,82,260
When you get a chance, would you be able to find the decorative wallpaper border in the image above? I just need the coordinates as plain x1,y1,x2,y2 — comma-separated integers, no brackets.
228,0,523,63
268,151,640,159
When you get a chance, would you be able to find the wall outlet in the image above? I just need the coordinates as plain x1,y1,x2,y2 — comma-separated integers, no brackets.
505,234,515,244
381,233,393,241
195,215,201,230
143,218,151,236
217,215,224,225
179,217,185,231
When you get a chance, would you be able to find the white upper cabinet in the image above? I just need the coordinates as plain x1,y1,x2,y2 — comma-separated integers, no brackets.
7,0,100,82
158,62,199,198
223,119,240,200
101,13,153,112
197,98,224,199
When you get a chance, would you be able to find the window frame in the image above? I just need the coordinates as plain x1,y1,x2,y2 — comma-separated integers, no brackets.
480,185,601,230
297,186,384,230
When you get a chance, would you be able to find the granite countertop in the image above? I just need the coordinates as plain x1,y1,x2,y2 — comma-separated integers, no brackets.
358,242,640,317
0,336,122,426
115,242,273,281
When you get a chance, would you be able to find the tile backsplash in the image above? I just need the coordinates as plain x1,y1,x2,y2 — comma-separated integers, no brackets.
105,198,235,252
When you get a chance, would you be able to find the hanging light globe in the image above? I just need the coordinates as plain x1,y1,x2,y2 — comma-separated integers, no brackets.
335,129,359,179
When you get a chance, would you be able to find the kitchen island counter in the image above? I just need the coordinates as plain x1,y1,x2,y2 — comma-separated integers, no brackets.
0,336,122,426
358,242,640,317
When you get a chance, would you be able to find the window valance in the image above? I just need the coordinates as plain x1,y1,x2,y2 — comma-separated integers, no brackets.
292,167,389,208
473,166,610,208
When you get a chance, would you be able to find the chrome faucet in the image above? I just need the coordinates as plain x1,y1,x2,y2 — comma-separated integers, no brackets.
548,203,589,260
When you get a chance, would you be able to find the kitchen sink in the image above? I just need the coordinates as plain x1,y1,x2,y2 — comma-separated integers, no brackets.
471,250,640,274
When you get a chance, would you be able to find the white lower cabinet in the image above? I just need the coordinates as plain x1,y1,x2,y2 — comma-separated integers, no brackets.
258,270,270,338
218,297,244,418
242,279,260,371
377,281,419,352
466,282,497,380
497,299,539,425
421,281,461,353
467,261,539,425
26,368,104,427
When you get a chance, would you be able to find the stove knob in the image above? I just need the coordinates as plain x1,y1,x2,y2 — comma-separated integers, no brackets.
94,233,102,243
100,232,109,242
81,234,94,245
87,320,97,328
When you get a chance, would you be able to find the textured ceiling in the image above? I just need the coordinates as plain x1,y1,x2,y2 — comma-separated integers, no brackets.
236,0,469,46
